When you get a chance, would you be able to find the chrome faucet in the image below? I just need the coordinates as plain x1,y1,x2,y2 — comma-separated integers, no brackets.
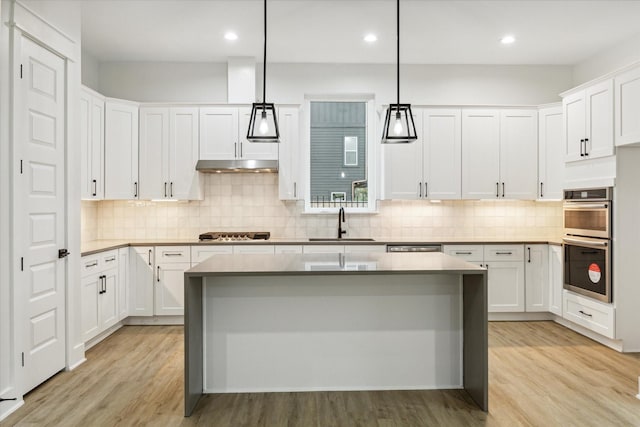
337,207,346,239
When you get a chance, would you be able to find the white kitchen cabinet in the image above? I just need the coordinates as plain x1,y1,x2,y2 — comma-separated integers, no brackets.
191,245,234,265
343,245,386,253
563,80,614,161
80,86,105,200
525,245,549,312
200,106,278,161
274,245,303,254
538,106,564,200
615,66,640,146
117,248,129,321
154,246,191,316
80,250,120,342
548,245,563,316
384,108,461,200
155,262,191,316
130,247,154,317
278,107,302,200
563,291,615,339
104,99,139,199
461,109,501,199
486,261,525,313
139,107,201,200
233,245,275,254
303,245,345,254
499,110,538,199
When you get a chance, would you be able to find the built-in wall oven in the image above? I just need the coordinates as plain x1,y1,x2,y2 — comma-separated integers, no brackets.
563,187,612,303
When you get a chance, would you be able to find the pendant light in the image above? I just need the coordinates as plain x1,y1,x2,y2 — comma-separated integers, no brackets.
247,0,280,142
381,0,417,143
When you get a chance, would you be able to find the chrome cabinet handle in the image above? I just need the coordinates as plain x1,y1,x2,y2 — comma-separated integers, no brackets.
455,251,472,255
85,261,98,268
105,256,116,263
163,253,183,257
496,251,513,255
578,310,592,318
148,249,152,266
234,142,237,158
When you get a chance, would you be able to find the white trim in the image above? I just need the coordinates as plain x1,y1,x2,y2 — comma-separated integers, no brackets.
488,312,554,321
66,357,86,371
104,96,140,107
84,322,124,350
0,399,23,423
80,84,105,101
561,61,640,97
124,315,184,325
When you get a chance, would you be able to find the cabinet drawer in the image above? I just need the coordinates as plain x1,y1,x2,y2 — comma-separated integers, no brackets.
233,245,275,255
156,246,191,263
303,245,345,254
275,245,303,254
563,291,615,339
100,251,119,269
81,249,118,277
191,245,233,264
344,245,386,254
442,245,483,262
484,245,524,262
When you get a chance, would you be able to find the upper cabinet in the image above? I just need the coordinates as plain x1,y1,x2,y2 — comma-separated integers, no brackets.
278,106,302,200
563,79,614,162
383,108,461,200
199,106,278,161
80,86,105,200
615,66,640,146
139,107,201,200
462,109,537,199
104,99,139,200
538,106,564,200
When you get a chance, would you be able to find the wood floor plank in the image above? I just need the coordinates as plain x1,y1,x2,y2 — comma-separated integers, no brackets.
2,322,639,427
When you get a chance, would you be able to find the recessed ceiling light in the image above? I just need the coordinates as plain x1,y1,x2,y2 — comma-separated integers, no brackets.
364,33,378,43
501,35,516,45
224,32,238,41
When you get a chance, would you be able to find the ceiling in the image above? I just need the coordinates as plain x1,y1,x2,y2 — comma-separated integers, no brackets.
81,0,640,65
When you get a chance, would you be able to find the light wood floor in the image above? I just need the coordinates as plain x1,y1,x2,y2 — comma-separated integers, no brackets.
2,322,640,426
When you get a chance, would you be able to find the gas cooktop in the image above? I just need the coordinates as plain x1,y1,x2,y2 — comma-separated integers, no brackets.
198,231,271,242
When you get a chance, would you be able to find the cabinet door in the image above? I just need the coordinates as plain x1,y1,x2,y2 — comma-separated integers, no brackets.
80,91,92,199
278,107,301,200
538,106,563,200
274,245,303,254
423,108,461,200
191,246,233,265
382,110,423,200
170,108,201,200
155,262,191,315
443,245,484,264
233,245,275,254
130,247,154,316
615,67,640,146
238,107,279,160
563,91,585,162
199,107,238,160
500,110,537,200
80,275,100,342
462,109,500,199
118,248,129,321
303,245,345,254
344,245,386,253
139,107,169,200
525,245,549,312
100,268,119,330
486,261,525,312
585,80,614,159
548,245,563,316
105,100,139,199
80,90,104,200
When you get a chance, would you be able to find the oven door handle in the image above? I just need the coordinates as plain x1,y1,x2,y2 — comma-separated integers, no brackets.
563,203,609,209
563,237,608,248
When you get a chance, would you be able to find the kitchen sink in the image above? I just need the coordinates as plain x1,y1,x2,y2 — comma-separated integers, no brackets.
308,238,375,242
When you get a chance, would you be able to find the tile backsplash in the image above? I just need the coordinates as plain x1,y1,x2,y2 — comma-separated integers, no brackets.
81,174,562,243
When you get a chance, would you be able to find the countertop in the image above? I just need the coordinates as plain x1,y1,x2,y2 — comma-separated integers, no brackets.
81,238,562,256
186,252,486,277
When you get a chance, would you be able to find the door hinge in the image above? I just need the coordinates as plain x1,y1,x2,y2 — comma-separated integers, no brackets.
20,257,23,271
20,64,23,79
21,352,24,367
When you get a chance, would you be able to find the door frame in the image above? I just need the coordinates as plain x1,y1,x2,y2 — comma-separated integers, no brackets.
7,0,83,404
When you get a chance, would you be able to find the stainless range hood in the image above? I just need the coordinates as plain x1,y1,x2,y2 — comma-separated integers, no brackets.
195,159,278,173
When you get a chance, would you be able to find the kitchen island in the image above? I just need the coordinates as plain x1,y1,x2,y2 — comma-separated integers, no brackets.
184,252,488,416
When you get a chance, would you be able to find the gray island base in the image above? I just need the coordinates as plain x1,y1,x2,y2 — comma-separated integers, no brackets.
184,252,487,416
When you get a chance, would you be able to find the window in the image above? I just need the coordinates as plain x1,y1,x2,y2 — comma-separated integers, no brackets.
304,97,377,212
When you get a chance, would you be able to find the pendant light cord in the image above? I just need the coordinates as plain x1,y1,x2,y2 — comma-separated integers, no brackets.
263,0,267,109
396,0,400,107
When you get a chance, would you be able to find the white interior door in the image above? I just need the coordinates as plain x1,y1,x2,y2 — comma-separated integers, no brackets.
19,36,66,393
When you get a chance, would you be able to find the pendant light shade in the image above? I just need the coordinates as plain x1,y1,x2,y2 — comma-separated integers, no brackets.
381,0,417,144
247,0,280,143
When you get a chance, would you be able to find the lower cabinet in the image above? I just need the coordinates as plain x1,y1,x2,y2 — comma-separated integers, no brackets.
155,261,191,316
563,291,615,339
486,261,525,312
118,248,129,321
548,245,563,316
130,247,154,316
524,245,549,312
80,250,120,343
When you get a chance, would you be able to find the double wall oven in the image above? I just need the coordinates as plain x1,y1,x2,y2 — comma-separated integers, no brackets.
563,187,612,303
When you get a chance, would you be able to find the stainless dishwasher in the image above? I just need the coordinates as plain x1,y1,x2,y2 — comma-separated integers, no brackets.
386,245,442,253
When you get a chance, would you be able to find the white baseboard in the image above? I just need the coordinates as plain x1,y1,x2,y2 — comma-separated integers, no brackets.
489,312,554,321
0,399,24,422
124,316,184,326
84,322,124,350
67,357,86,371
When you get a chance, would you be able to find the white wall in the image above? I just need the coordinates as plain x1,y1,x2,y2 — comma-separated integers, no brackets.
81,49,100,91
96,61,573,106
573,32,640,85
